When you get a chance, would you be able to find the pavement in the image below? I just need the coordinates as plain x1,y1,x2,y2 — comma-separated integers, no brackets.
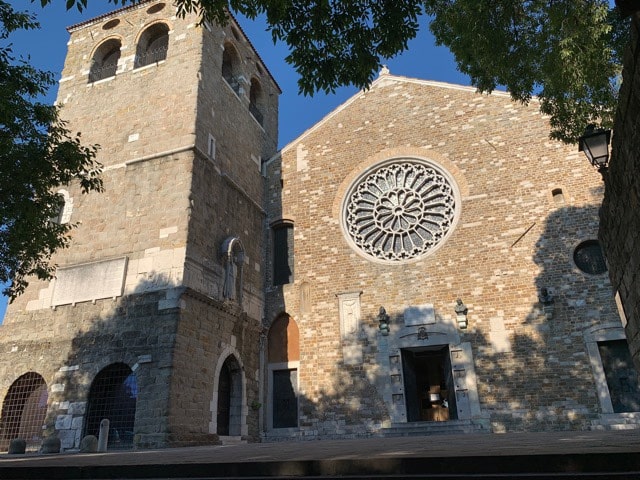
1,429,640,479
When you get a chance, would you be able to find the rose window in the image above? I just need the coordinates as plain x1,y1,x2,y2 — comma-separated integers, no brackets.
344,160,458,262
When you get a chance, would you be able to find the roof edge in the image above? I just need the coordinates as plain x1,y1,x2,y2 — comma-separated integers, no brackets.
279,73,511,156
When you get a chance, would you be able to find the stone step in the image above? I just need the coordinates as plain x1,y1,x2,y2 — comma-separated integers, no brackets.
218,436,246,446
380,420,487,437
591,413,640,430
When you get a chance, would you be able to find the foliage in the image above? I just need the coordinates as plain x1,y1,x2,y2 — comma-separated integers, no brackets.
42,0,626,142
426,1,627,142
0,1,102,298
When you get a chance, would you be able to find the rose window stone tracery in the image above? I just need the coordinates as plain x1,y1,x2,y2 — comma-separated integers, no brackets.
344,160,458,262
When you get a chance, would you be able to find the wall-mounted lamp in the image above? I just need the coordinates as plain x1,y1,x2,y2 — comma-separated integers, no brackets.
454,299,468,329
377,306,390,336
578,124,611,178
538,287,554,305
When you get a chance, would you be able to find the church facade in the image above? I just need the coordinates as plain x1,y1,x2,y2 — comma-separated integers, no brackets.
0,0,638,451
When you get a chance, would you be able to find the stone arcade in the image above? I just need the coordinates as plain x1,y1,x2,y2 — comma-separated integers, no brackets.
1,0,639,451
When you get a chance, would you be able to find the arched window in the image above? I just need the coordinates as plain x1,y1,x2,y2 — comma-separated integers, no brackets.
221,236,245,303
0,372,48,452
222,43,241,95
84,363,137,450
89,38,121,82
268,314,299,429
135,23,169,68
249,78,263,125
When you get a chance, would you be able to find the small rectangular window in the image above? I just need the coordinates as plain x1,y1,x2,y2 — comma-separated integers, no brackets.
208,134,216,159
273,224,293,286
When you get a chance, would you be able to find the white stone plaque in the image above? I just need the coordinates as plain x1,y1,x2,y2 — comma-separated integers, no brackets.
337,291,362,340
404,304,436,326
52,257,128,306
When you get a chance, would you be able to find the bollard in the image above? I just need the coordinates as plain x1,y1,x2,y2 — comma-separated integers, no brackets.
8,438,26,454
80,435,98,453
41,436,61,454
97,418,110,452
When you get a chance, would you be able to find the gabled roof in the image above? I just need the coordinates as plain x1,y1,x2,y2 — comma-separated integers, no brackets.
277,71,512,157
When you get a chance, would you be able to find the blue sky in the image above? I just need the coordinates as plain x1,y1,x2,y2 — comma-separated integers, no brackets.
0,1,470,321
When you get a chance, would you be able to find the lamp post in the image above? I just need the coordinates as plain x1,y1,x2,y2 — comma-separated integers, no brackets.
578,124,611,178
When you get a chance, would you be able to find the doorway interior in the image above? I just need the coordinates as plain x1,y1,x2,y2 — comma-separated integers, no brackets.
401,345,457,422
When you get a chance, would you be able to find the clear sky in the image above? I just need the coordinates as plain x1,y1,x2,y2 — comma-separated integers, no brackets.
0,0,471,321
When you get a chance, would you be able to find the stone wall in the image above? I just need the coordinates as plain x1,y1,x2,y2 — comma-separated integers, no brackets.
265,74,623,436
599,13,640,371
0,0,278,450
0,291,178,450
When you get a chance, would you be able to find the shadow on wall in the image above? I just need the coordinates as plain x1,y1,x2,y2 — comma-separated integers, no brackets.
1,202,638,451
263,201,638,437
0,275,184,452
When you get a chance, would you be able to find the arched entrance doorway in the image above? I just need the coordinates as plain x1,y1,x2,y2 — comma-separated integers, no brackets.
84,363,137,449
0,372,48,451
267,314,300,430
215,355,244,436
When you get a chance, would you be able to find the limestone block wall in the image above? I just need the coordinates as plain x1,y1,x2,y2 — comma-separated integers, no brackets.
183,151,265,321
183,14,279,321
600,13,640,372
265,75,622,436
57,1,202,167
0,292,178,450
168,293,262,445
4,151,192,316
196,16,280,199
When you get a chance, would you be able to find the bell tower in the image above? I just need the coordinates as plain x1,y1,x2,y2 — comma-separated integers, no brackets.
0,0,279,450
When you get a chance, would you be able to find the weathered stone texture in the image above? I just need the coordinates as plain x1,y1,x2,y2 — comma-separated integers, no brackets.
600,13,640,372
266,76,620,435
0,0,277,450
0,0,632,450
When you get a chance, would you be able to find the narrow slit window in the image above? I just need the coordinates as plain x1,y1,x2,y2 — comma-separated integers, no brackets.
273,223,294,286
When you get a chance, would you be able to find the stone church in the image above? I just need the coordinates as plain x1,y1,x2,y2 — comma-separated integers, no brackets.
1,0,639,451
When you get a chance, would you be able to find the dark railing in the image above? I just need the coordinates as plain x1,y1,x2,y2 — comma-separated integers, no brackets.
249,102,263,126
134,45,168,69
88,62,118,83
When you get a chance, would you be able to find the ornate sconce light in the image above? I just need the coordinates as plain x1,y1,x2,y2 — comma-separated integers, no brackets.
454,298,468,329
538,287,554,305
578,124,611,178
377,306,390,336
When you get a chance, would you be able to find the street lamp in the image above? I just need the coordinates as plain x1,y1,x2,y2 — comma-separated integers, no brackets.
578,124,611,177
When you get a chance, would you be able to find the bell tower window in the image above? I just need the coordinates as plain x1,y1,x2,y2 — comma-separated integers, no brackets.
135,23,169,68
89,39,121,83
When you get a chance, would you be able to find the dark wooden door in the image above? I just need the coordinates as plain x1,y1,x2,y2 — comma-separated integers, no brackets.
273,369,298,428
217,363,231,435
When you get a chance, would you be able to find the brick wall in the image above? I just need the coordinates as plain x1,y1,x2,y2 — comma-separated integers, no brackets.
266,75,623,436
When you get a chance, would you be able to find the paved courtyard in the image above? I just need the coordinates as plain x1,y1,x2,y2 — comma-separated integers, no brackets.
1,430,640,478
